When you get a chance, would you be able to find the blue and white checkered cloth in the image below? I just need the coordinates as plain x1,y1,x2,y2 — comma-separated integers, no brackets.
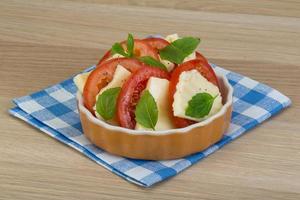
9,64,291,187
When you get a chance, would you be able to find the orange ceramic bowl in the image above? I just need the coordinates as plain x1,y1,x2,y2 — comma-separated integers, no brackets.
77,72,233,160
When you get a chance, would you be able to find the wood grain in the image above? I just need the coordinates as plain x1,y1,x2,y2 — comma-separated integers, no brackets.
0,0,299,199
68,0,300,17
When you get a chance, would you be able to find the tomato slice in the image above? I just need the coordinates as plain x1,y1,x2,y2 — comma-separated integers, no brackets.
169,59,220,128
142,38,170,50
121,39,159,59
83,58,144,112
97,39,160,65
97,50,111,66
195,51,208,63
117,66,169,129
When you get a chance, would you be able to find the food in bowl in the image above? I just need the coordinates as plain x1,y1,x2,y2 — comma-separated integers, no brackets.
74,34,233,160
75,34,223,130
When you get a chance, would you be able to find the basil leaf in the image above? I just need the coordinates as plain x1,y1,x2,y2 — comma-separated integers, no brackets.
159,37,200,64
139,56,167,71
127,33,134,57
135,90,158,130
96,87,121,120
159,45,186,64
172,37,200,56
111,43,127,57
185,92,217,118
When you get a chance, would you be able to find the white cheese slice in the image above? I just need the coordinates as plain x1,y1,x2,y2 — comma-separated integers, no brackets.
98,64,131,94
108,53,125,60
135,77,174,131
165,33,180,43
73,71,91,94
173,69,222,121
160,52,196,71
183,52,196,62
159,55,175,72
94,64,132,121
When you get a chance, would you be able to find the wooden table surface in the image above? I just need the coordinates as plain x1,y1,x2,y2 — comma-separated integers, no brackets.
1,0,299,199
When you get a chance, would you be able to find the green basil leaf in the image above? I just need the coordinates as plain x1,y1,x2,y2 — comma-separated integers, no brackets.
159,37,200,64
111,43,128,57
139,56,167,71
172,37,200,56
96,87,121,120
185,92,216,118
135,90,158,130
127,33,134,57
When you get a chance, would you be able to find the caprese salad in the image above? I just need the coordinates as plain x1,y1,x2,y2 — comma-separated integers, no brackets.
74,34,223,131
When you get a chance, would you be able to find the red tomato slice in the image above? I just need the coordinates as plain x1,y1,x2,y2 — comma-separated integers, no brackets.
142,38,170,50
83,58,144,112
121,39,159,60
97,50,111,66
195,51,208,63
117,66,169,129
169,59,220,128
97,39,160,65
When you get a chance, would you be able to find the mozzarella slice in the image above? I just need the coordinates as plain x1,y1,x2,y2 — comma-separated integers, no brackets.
135,77,174,131
165,33,180,43
98,64,131,94
160,51,196,72
159,55,175,72
183,52,196,62
94,64,132,121
73,71,91,94
107,53,124,60
173,69,222,121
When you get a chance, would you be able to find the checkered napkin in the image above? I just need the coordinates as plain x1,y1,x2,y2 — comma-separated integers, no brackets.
9,64,291,187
